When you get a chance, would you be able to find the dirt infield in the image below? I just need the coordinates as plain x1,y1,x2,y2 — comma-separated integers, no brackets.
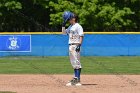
0,75,139,93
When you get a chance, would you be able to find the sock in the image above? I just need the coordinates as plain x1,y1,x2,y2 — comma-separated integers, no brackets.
74,69,78,78
74,68,81,79
77,68,81,80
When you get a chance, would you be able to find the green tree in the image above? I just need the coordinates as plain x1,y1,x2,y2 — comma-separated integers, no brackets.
49,0,137,31
0,0,22,31
0,0,50,32
0,0,139,32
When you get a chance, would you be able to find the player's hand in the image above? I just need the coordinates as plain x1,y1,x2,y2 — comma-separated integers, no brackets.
75,44,81,52
62,21,66,27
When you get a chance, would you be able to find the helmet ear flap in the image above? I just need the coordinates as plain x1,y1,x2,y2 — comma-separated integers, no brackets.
69,13,74,20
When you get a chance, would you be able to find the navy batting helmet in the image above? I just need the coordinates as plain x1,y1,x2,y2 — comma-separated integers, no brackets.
63,11,74,22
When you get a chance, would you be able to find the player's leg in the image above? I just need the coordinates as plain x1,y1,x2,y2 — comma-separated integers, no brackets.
66,45,82,86
66,45,76,86
74,51,81,78
74,51,82,86
69,45,82,75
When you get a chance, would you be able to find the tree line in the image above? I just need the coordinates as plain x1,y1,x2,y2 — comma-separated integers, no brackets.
0,0,140,32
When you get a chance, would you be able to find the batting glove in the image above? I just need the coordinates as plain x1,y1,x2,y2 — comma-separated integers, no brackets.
62,21,66,27
75,44,81,52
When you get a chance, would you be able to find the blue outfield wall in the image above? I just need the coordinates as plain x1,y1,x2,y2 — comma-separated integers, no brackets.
0,34,140,56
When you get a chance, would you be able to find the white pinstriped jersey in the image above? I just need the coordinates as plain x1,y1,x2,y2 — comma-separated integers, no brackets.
66,23,84,44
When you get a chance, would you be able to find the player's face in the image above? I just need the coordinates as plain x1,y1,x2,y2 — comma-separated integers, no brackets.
69,18,76,24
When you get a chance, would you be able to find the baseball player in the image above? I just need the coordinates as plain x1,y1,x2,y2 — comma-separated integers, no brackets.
62,11,84,86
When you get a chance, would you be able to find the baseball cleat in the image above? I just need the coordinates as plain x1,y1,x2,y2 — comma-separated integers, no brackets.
66,78,75,86
75,82,82,86
66,77,81,86
66,78,76,86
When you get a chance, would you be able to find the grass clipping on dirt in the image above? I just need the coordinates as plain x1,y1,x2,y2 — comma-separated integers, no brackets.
0,91,16,93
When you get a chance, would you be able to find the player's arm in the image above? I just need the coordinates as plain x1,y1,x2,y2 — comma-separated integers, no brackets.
62,18,68,34
62,27,66,34
76,26,84,52
76,36,83,52
79,25,84,45
79,36,84,45
62,12,68,34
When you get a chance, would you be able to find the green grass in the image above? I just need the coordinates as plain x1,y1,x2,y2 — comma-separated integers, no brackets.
0,56,140,74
